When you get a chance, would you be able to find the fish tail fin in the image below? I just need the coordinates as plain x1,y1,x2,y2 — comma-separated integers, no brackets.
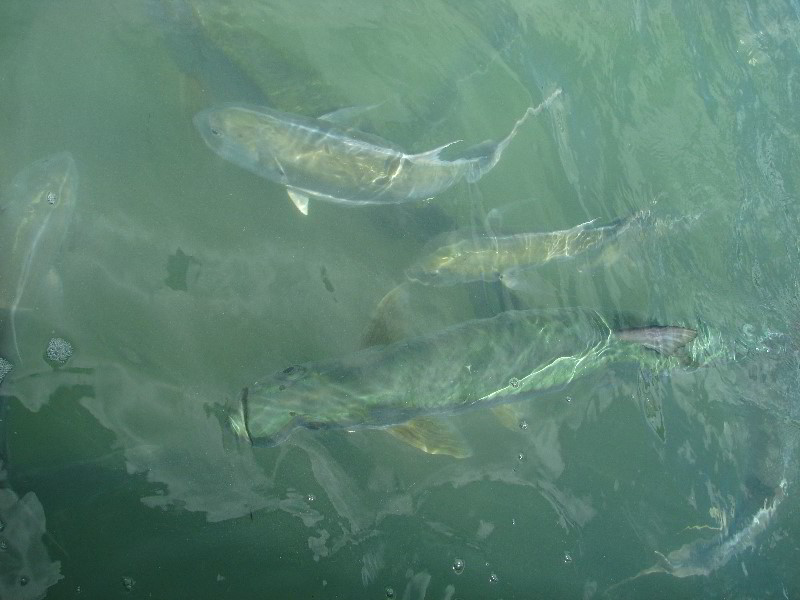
466,88,562,183
616,326,697,355
465,152,494,183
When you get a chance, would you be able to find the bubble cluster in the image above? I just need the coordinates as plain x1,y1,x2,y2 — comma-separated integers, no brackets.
508,377,520,389
307,494,315,502
0,358,12,384
452,558,465,575
385,586,395,598
45,337,73,366
518,419,528,430
563,551,573,564
488,573,499,583
121,576,135,592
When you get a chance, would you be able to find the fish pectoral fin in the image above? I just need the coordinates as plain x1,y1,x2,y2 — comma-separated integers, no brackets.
287,188,310,215
638,388,667,443
416,139,463,160
616,326,697,356
491,404,528,431
318,103,383,124
386,417,472,458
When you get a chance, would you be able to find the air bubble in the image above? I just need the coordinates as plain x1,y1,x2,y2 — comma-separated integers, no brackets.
518,419,528,430
20,576,29,586
518,452,525,461
565,396,572,403
0,539,7,551
452,558,465,574
45,337,73,366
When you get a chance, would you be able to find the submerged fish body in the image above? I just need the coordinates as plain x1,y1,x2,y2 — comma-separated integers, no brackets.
235,309,696,447
0,152,78,363
406,216,635,286
194,90,561,214
608,478,788,592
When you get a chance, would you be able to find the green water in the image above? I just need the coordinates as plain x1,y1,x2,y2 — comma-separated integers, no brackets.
1,0,799,598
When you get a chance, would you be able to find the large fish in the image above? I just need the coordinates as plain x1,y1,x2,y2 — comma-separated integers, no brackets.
0,152,78,364
194,90,561,215
607,478,787,592
230,308,697,449
405,215,643,286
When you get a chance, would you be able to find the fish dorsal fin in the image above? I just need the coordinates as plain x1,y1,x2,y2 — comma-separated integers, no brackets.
316,104,404,150
287,188,310,215
616,327,697,355
318,103,383,125
386,417,472,458
415,139,463,160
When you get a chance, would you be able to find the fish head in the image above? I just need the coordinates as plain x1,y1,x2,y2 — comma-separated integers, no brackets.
242,364,339,447
193,105,289,182
404,253,454,285
405,238,479,286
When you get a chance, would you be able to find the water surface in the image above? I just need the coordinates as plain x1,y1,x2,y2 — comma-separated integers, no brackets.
1,0,799,598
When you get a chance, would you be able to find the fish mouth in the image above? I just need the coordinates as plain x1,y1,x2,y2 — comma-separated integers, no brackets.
238,386,307,448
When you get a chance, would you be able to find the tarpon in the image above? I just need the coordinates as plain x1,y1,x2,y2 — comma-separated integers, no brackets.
607,478,788,592
230,308,696,450
0,152,78,364
194,90,561,215
406,215,640,286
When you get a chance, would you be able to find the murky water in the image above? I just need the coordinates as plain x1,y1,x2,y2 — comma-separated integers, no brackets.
1,0,799,598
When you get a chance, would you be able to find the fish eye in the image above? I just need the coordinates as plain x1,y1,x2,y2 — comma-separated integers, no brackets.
278,384,286,391
289,411,297,417
210,128,221,136
282,366,296,374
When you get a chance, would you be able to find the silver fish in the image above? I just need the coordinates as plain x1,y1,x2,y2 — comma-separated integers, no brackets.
0,152,78,364
406,215,637,286
231,308,696,449
608,478,787,591
194,90,561,215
